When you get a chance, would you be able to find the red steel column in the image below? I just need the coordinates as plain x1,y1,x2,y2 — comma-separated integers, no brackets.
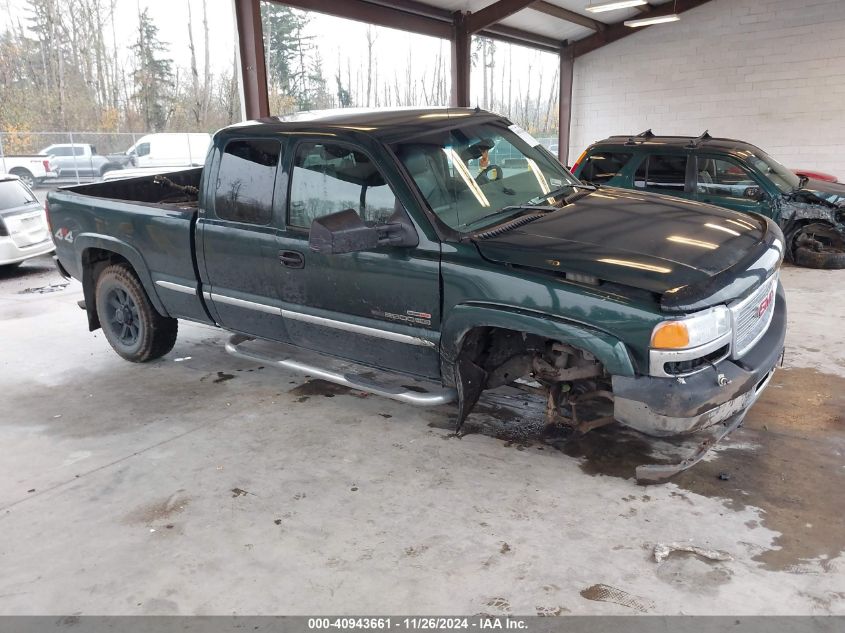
234,0,270,119
451,11,471,107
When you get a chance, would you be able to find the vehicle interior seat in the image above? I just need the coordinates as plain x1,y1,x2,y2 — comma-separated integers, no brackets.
399,145,455,214
698,158,714,190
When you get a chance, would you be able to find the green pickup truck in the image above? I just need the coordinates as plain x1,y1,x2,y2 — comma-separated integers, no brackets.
48,108,787,481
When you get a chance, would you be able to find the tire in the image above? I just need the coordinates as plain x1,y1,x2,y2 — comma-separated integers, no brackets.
791,223,845,269
9,168,35,188
94,263,178,362
99,164,118,177
794,246,845,269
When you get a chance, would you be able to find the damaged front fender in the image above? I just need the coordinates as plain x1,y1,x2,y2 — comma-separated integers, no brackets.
775,195,842,227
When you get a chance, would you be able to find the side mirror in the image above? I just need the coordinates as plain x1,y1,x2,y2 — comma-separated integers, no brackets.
309,208,418,255
743,186,765,201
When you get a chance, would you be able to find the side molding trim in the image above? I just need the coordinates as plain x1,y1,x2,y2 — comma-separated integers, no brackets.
208,291,435,348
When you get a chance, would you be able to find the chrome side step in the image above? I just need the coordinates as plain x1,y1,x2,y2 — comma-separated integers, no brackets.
224,334,457,407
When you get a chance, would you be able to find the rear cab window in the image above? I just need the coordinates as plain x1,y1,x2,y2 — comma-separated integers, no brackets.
579,151,632,184
214,139,282,225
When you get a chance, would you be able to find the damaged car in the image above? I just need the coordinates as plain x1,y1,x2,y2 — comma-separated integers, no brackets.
47,108,786,482
572,130,845,268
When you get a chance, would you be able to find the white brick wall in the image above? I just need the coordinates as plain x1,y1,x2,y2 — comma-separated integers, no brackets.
569,0,845,179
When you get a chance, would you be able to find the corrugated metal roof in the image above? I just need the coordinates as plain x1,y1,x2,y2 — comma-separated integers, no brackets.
411,0,674,44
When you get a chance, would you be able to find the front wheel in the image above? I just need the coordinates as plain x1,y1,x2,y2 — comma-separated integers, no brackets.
791,223,845,269
95,263,178,362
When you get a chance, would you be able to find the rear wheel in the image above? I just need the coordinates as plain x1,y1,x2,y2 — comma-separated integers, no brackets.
9,168,35,188
95,263,178,362
792,223,845,269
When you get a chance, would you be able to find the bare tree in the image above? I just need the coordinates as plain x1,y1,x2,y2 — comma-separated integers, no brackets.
186,0,202,125
365,26,375,107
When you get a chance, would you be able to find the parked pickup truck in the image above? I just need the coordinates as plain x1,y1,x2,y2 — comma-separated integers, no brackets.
39,143,126,180
48,108,787,481
0,153,57,188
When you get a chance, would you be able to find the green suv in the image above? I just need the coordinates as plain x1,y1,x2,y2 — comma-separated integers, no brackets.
572,131,845,268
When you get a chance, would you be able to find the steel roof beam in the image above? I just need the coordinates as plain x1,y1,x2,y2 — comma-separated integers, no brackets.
531,1,605,31
465,0,538,34
271,0,452,39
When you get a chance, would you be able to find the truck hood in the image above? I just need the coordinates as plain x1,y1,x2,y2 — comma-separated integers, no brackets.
793,178,845,208
474,187,767,296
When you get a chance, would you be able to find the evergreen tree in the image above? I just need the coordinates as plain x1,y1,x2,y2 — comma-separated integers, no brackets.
131,8,174,131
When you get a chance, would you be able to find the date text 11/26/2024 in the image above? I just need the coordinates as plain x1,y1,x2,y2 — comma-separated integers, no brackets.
308,618,528,630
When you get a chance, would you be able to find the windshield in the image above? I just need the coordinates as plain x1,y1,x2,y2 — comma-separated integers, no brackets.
746,150,800,193
395,121,579,232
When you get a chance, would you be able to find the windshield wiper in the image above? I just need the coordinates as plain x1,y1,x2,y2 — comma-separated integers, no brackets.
461,203,557,233
460,183,595,236
523,183,595,206
467,210,553,240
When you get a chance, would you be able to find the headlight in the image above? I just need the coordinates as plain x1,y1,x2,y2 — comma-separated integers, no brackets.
651,306,731,350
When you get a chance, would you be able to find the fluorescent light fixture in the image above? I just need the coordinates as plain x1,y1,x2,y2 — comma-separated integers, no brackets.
585,0,647,13
624,14,680,27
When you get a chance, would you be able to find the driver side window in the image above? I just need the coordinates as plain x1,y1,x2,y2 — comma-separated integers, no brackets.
288,142,398,229
697,157,759,201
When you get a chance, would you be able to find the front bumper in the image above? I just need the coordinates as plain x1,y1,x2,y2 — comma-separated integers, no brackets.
612,283,786,437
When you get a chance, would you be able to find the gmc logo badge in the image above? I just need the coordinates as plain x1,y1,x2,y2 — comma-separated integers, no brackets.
757,289,774,318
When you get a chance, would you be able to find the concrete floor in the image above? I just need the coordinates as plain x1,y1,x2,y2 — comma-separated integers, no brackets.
1,255,843,615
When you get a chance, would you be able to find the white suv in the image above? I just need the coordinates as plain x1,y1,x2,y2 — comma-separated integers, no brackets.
0,175,54,268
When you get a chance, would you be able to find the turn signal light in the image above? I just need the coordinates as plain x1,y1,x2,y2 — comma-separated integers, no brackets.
651,322,690,349
571,150,587,174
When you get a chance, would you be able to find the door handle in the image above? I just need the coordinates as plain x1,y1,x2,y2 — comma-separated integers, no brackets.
279,250,304,269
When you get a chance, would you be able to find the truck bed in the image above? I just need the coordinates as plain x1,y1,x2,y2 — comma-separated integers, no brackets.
62,167,202,209
48,167,212,325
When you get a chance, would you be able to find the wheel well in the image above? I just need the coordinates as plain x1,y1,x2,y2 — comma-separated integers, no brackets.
8,167,32,177
81,248,132,331
785,220,841,259
453,326,611,432
457,326,605,384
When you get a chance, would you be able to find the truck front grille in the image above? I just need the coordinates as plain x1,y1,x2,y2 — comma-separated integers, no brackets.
730,272,779,358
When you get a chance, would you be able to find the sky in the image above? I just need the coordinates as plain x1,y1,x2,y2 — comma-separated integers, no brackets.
1,0,239,76
0,0,560,118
